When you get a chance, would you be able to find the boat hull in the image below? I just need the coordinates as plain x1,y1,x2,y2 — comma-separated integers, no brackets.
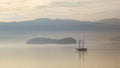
76,48,87,51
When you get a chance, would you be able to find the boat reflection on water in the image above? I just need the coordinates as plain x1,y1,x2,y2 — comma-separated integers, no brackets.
78,51,87,68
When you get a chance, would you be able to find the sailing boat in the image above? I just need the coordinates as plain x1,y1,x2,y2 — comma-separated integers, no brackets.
76,37,87,51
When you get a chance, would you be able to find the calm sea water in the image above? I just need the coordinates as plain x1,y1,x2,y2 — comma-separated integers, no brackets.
0,43,120,68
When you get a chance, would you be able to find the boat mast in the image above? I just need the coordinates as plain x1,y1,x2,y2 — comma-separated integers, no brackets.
82,36,84,48
79,39,81,49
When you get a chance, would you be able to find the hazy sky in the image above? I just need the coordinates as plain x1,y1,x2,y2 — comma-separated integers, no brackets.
0,0,120,22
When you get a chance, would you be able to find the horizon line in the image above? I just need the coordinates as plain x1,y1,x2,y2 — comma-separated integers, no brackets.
0,17,119,23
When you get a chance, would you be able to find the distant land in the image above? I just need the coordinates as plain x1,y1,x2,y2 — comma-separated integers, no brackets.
98,18,120,25
26,37,77,44
0,18,120,33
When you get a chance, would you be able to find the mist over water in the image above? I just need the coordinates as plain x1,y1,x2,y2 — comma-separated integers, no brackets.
0,31,120,45
0,31,119,68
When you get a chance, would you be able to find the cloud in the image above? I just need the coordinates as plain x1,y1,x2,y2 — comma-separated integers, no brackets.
51,1,81,7
36,0,95,8
0,0,120,22
36,0,120,8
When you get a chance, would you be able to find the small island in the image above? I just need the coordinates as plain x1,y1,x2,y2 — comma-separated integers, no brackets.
26,37,76,44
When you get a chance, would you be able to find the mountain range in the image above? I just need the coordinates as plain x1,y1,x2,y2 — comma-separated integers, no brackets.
0,18,120,33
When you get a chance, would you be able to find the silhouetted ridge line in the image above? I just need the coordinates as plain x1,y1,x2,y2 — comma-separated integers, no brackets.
26,37,76,44
0,18,119,32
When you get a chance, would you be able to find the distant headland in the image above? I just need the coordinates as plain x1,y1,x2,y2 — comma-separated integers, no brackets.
26,37,77,44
